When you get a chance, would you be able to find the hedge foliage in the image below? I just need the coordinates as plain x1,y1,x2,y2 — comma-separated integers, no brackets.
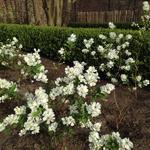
0,24,150,79
68,22,138,30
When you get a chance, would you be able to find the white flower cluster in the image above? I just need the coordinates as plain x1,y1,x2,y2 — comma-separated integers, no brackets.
132,1,150,31
20,49,48,83
84,38,94,49
68,34,77,43
100,83,115,94
0,87,57,136
0,37,21,66
50,61,99,100
86,102,101,117
0,78,18,103
143,1,150,12
91,31,150,88
0,105,26,132
58,47,65,55
89,131,133,150
109,22,116,29
62,116,76,126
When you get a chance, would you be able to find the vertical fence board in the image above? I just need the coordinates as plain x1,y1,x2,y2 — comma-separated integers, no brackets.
75,10,141,24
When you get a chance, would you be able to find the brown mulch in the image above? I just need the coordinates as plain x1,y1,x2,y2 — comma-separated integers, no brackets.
0,58,150,150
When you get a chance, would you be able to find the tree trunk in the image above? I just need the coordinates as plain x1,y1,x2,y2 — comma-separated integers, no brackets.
0,0,77,26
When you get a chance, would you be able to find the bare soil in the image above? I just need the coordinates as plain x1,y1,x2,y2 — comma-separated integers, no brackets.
0,58,150,150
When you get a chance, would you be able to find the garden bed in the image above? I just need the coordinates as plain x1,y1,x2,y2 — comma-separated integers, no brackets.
0,57,149,150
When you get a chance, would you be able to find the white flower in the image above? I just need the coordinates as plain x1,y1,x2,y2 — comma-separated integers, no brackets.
125,58,135,64
99,63,105,72
106,61,114,68
84,38,94,49
91,51,96,56
121,138,133,150
82,49,89,53
121,74,127,82
23,52,40,66
97,45,105,53
89,131,100,144
136,75,142,82
80,119,93,128
143,80,150,86
23,117,40,135
68,34,77,42
111,78,118,83
65,61,85,79
85,66,99,87
19,129,27,136
100,83,115,94
34,71,48,83
13,37,18,43
118,34,124,39
99,34,106,40
22,50,48,83
49,86,63,100
121,65,131,71
86,102,101,117
106,72,111,77
109,22,116,29
14,106,26,115
106,49,119,60
19,44,23,49
42,108,55,124
0,78,17,103
125,50,131,56
58,48,65,55
3,114,19,126
0,94,8,103
126,34,132,40
48,122,58,132
109,32,117,39
90,122,102,132
63,82,75,95
62,116,75,126
117,45,121,51
77,84,88,98
143,1,150,11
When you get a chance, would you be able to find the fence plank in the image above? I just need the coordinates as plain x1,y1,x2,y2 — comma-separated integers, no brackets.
74,10,141,24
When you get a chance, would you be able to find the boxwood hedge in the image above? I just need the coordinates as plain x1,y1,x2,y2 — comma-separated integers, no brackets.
0,24,149,79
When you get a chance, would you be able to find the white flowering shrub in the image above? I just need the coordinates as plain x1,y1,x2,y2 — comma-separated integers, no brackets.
0,78,18,103
18,49,48,83
58,33,77,61
132,1,150,30
58,32,149,89
0,59,133,149
89,131,133,150
0,38,48,83
0,37,22,67
0,87,56,135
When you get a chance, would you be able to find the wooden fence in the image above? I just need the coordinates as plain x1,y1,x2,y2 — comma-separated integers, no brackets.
72,10,142,24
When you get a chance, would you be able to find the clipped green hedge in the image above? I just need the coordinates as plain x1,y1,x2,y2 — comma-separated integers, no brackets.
0,24,150,79
68,22,138,30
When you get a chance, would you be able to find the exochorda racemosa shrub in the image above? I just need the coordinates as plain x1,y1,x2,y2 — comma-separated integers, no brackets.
0,37,22,67
0,38,48,83
58,1,150,89
58,31,149,89
0,60,133,150
0,40,133,149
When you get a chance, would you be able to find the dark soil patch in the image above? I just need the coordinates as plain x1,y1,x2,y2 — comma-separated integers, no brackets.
0,58,150,150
